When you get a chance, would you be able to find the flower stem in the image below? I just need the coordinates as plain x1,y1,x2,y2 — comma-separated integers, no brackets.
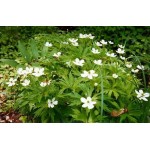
100,67,104,122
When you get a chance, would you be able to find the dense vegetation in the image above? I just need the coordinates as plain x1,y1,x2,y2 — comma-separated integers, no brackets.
0,26,150,123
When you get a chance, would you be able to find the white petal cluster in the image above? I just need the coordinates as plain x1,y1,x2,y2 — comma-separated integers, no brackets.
106,52,116,57
137,65,144,70
53,52,61,58
135,90,150,101
45,42,52,47
73,58,85,66
108,41,114,44
120,56,126,60
125,62,132,68
17,67,33,76
48,98,58,108
25,67,34,74
21,79,30,86
72,42,79,46
68,38,79,46
81,96,96,109
93,59,102,65
6,78,17,87
118,44,125,49
131,69,139,73
79,33,94,39
91,48,100,54
17,67,44,77
112,74,118,78
68,38,78,43
40,80,51,87
81,70,98,79
100,39,107,45
32,67,44,77
116,48,125,54
95,42,102,46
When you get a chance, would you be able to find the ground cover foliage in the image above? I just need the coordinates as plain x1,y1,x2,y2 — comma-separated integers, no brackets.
0,26,150,123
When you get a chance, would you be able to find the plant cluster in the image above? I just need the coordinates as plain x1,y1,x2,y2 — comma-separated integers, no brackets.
2,32,150,123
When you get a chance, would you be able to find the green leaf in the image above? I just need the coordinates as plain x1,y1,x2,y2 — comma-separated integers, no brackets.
30,39,39,59
113,90,119,99
71,109,87,122
108,101,120,109
41,46,48,57
129,110,142,117
18,41,31,63
94,110,99,115
127,115,137,123
0,59,19,67
120,114,128,122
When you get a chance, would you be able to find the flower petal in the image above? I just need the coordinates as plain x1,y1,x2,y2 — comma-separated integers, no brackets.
82,103,88,108
81,97,87,103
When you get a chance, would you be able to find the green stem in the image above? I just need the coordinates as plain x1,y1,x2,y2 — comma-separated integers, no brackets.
86,108,90,123
100,68,104,122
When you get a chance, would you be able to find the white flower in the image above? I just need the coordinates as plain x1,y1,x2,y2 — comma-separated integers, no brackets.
81,96,96,109
79,33,87,38
120,56,126,60
125,63,132,68
21,79,30,86
32,67,44,77
17,67,33,76
116,48,125,54
94,83,98,86
40,80,51,87
40,82,47,87
81,71,89,78
17,68,24,75
135,90,150,101
6,78,17,86
88,70,98,79
137,65,144,70
48,98,58,108
106,52,116,57
72,42,79,46
62,42,68,44
68,38,78,43
100,39,107,45
53,52,61,58
112,74,118,78
81,70,98,79
118,44,125,49
21,70,28,76
93,59,102,65
87,34,95,39
73,58,85,66
95,42,102,46
25,67,33,74
108,41,114,44
68,38,79,46
79,33,94,39
45,42,52,47
131,69,139,73
91,48,100,54
17,68,28,76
